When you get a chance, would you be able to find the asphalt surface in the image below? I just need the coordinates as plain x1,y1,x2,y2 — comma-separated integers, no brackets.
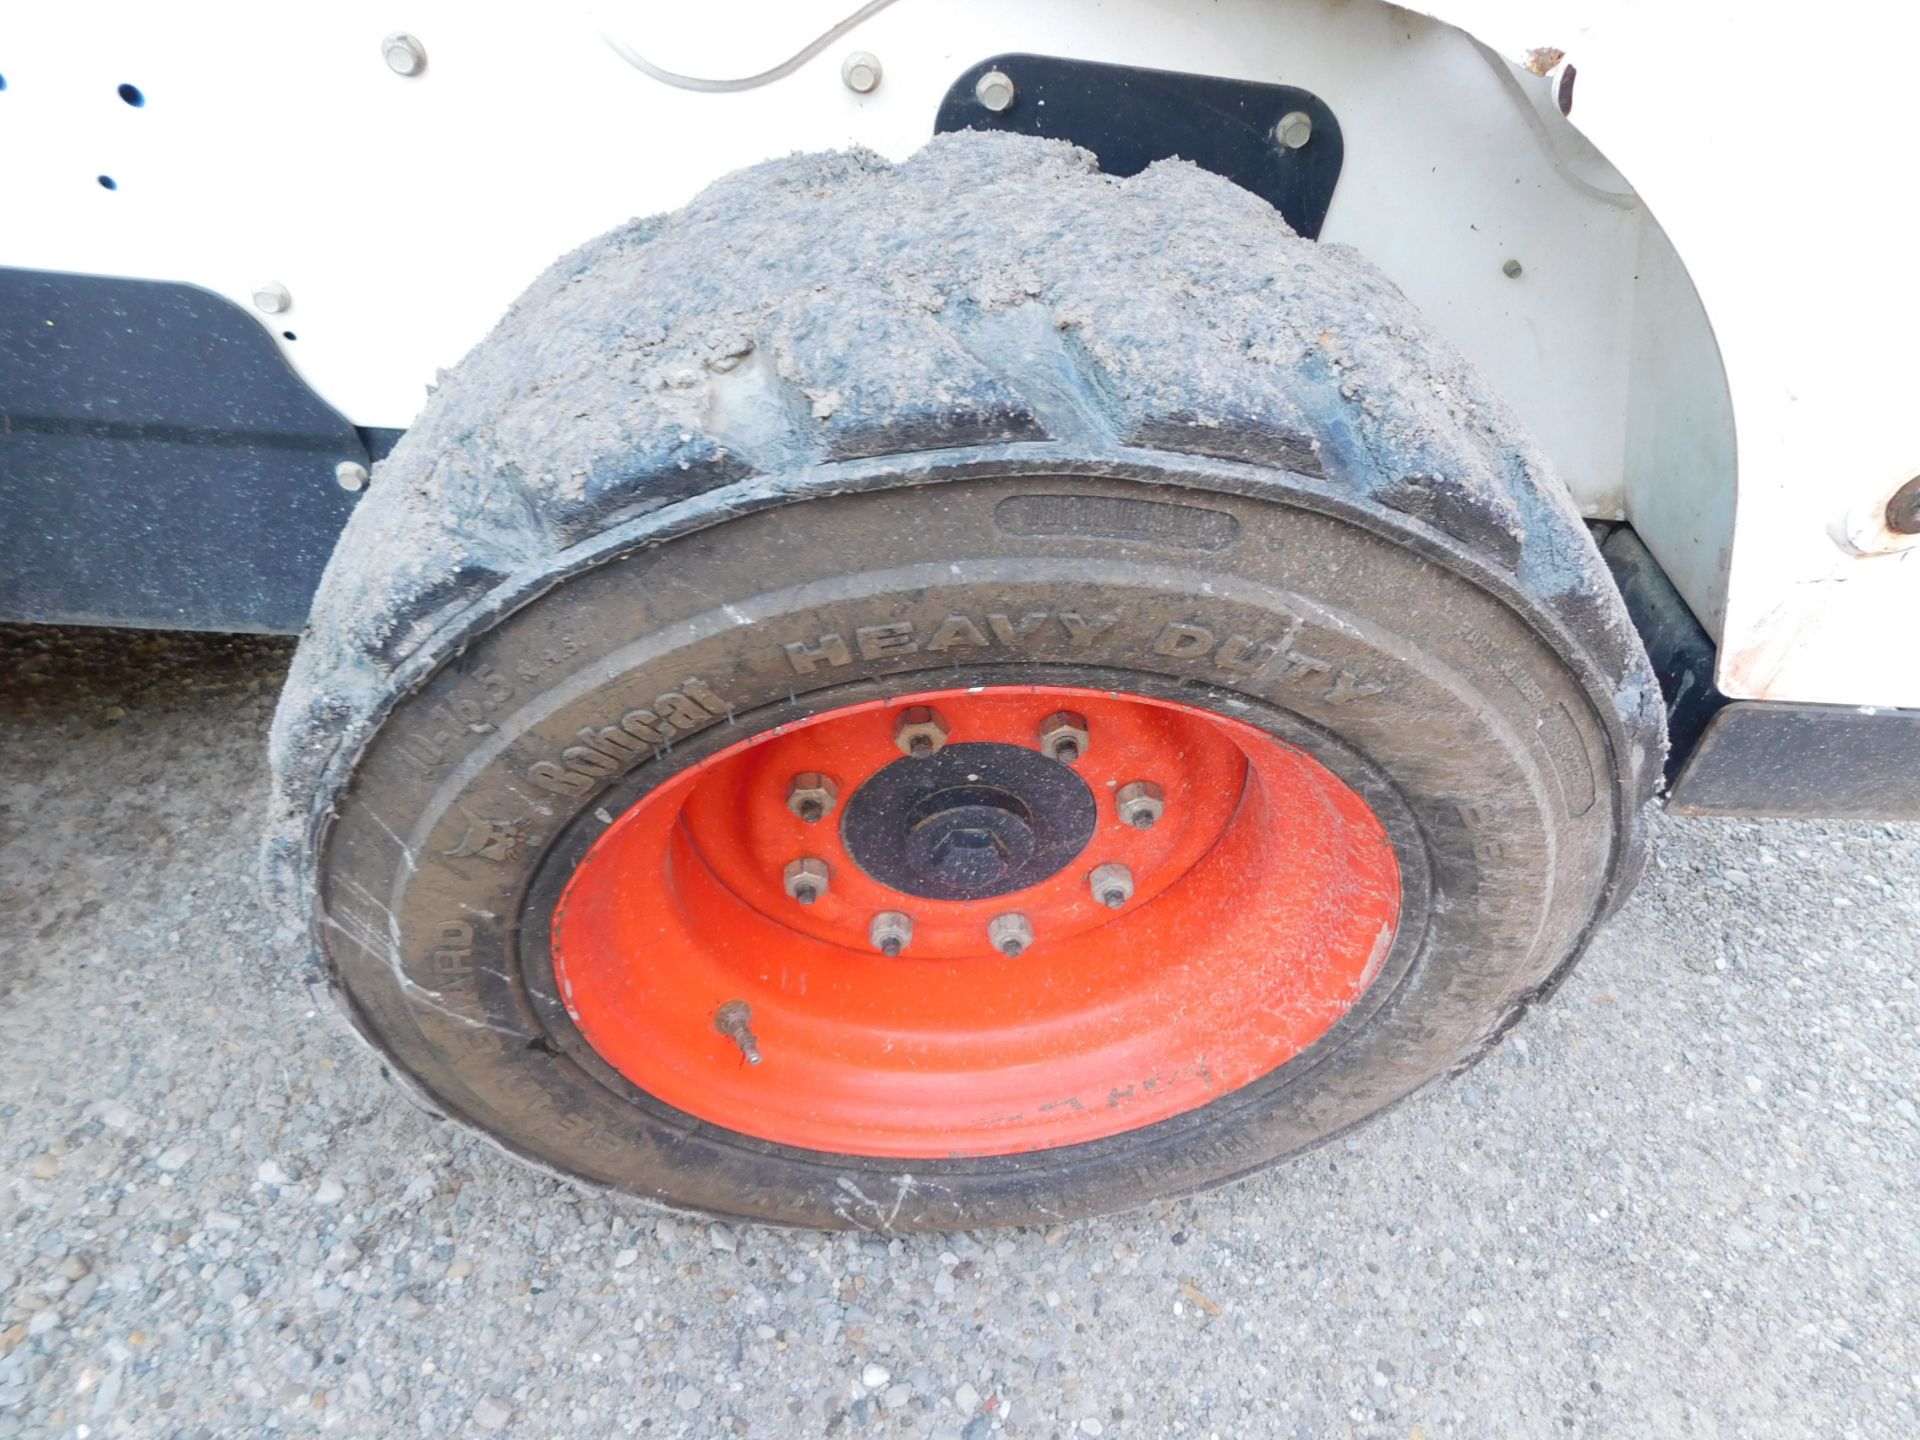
1,623,1915,1439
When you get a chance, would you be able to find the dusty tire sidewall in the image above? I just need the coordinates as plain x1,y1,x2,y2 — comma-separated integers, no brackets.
314,467,1623,1228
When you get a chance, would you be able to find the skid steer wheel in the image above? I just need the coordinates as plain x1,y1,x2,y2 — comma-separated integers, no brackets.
268,133,1663,1230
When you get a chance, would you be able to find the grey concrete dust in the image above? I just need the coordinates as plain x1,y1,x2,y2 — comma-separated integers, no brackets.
2,625,1915,1438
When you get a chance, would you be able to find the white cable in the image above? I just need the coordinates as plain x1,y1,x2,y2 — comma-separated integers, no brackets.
596,0,905,93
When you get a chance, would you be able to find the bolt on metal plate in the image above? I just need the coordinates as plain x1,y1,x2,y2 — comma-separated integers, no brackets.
841,51,882,94
383,33,426,77
975,70,1016,112
1274,110,1313,149
252,282,291,315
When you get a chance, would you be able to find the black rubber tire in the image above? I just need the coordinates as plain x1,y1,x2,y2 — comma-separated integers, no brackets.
268,133,1664,1230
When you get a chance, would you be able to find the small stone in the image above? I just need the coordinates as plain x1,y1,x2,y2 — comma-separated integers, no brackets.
311,1176,346,1206
955,1383,981,1413
861,1362,891,1389
1081,1420,1106,1437
154,1144,196,1173
613,1249,638,1269
210,1266,246,1303
675,1384,702,1412
708,1224,737,1254
446,1258,475,1282
56,1256,89,1282
472,1396,512,1431
883,1382,912,1410
257,1159,295,1186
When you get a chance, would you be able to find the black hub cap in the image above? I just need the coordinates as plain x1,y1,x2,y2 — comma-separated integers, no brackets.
841,742,1097,901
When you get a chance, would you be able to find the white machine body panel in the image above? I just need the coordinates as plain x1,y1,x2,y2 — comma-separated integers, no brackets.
1,1,1913,705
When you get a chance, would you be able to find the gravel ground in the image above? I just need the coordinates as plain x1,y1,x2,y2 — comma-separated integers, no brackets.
0,623,1915,1440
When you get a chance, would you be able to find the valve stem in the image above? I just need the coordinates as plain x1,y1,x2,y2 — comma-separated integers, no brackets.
714,1000,763,1066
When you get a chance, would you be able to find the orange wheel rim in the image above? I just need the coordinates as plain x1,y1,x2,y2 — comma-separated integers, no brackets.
550,685,1402,1158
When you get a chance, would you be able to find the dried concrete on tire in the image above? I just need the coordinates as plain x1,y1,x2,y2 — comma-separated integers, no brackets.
4,625,1916,1437
272,128,1660,885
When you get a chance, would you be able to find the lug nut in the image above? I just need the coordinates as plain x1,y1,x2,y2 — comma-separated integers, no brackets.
1037,710,1090,764
1274,110,1313,150
988,913,1034,958
1089,863,1135,909
894,705,950,757
975,69,1016,113
787,771,839,823
869,911,914,957
1116,780,1166,830
784,857,829,905
714,1000,763,1065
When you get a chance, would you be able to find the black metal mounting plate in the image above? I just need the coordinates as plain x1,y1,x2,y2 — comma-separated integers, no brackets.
934,54,1344,239
1667,702,1920,822
0,268,371,633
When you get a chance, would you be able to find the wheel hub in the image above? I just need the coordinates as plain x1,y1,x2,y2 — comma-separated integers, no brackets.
548,684,1401,1157
846,742,1095,902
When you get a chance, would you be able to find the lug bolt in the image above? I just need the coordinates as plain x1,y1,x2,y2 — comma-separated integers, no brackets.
841,50,882,94
1089,863,1135,909
784,857,829,905
1275,110,1313,149
894,705,950,757
1037,710,1090,764
975,69,1016,113
988,913,1034,958
714,1000,762,1065
869,911,914,957
787,771,839,823
334,461,370,493
1116,780,1166,830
